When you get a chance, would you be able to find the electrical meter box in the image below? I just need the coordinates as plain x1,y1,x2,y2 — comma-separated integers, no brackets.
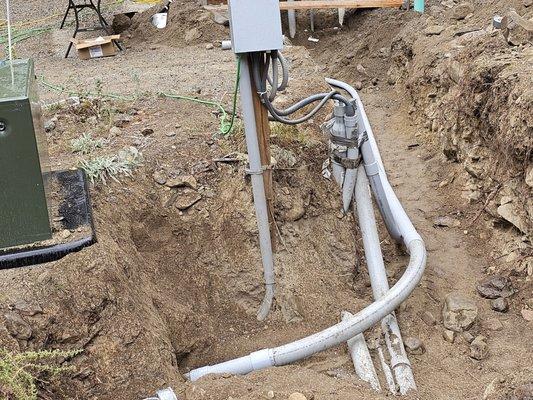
0,59,52,249
228,0,283,53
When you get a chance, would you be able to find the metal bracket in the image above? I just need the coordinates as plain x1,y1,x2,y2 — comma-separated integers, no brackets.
245,164,272,175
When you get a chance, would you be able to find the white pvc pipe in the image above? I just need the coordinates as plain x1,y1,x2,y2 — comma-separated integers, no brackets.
288,0,297,38
355,167,416,394
239,57,276,321
186,239,425,380
342,311,381,391
338,8,346,25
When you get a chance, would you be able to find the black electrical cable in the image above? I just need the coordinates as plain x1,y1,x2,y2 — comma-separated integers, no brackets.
262,90,339,125
251,51,356,124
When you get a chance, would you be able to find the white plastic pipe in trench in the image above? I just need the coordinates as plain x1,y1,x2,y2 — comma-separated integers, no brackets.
185,69,427,382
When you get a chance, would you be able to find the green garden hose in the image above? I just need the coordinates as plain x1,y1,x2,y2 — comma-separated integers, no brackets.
160,56,241,135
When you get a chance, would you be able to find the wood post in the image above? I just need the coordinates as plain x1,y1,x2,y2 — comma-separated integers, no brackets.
248,55,277,250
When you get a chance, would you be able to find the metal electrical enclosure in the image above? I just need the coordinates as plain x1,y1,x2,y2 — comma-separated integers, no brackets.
0,59,52,249
228,0,283,53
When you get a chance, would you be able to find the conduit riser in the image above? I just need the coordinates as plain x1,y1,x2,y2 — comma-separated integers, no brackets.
239,57,275,320
343,312,381,392
341,115,359,212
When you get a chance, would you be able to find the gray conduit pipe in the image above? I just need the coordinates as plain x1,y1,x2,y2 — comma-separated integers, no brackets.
355,166,417,394
341,114,359,212
342,311,381,392
240,57,276,321
288,1,297,38
185,87,427,379
185,240,425,381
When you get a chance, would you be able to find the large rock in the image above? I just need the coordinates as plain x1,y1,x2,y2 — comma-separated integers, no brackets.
450,2,474,20
476,276,514,299
4,312,32,340
425,25,445,36
404,337,425,355
165,175,197,190
497,196,529,234
501,10,533,46
442,292,478,332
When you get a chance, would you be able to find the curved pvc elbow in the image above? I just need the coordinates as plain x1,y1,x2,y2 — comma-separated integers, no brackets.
186,240,426,379
270,239,425,365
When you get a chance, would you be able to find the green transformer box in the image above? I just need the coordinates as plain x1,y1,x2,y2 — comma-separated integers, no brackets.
0,59,52,249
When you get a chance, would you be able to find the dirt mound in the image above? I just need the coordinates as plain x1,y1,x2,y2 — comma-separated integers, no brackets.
0,93,376,399
388,0,532,236
127,1,227,47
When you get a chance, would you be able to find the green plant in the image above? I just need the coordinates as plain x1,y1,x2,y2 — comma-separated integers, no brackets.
80,146,143,184
71,133,106,155
0,348,82,400
269,122,314,147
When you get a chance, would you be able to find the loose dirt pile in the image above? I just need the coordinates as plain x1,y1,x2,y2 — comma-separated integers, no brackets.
389,0,532,238
127,2,227,47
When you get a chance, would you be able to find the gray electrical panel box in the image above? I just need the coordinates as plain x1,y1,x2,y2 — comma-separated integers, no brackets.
0,59,52,249
228,0,283,53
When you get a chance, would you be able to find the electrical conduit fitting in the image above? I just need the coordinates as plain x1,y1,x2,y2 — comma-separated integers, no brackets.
330,103,348,187
341,114,360,212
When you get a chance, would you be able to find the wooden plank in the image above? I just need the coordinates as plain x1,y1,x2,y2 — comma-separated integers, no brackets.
279,0,403,10
248,55,277,251
204,0,403,11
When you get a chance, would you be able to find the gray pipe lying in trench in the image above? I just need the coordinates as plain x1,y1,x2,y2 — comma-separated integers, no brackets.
354,166,417,394
184,80,426,382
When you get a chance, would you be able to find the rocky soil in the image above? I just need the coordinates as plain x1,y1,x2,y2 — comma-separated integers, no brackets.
0,1,532,400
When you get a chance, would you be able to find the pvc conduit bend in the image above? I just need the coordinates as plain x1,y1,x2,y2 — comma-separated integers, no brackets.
186,239,426,380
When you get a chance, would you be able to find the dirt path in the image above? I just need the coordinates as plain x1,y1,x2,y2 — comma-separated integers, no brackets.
361,87,533,399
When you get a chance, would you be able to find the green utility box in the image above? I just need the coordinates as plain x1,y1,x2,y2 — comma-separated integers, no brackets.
0,59,52,249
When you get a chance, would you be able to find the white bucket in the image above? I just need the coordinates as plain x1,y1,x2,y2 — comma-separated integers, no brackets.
152,13,168,29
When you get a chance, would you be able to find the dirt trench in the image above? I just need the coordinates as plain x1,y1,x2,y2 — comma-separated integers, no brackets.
1,1,533,399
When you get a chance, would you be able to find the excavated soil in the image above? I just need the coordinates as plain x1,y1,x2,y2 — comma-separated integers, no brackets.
1,1,532,399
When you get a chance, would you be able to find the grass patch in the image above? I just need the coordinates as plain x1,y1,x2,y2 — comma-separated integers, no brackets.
71,133,106,155
270,122,314,147
80,146,143,184
0,348,81,400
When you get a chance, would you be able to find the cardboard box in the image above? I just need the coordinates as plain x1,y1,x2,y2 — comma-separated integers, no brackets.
70,35,120,60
